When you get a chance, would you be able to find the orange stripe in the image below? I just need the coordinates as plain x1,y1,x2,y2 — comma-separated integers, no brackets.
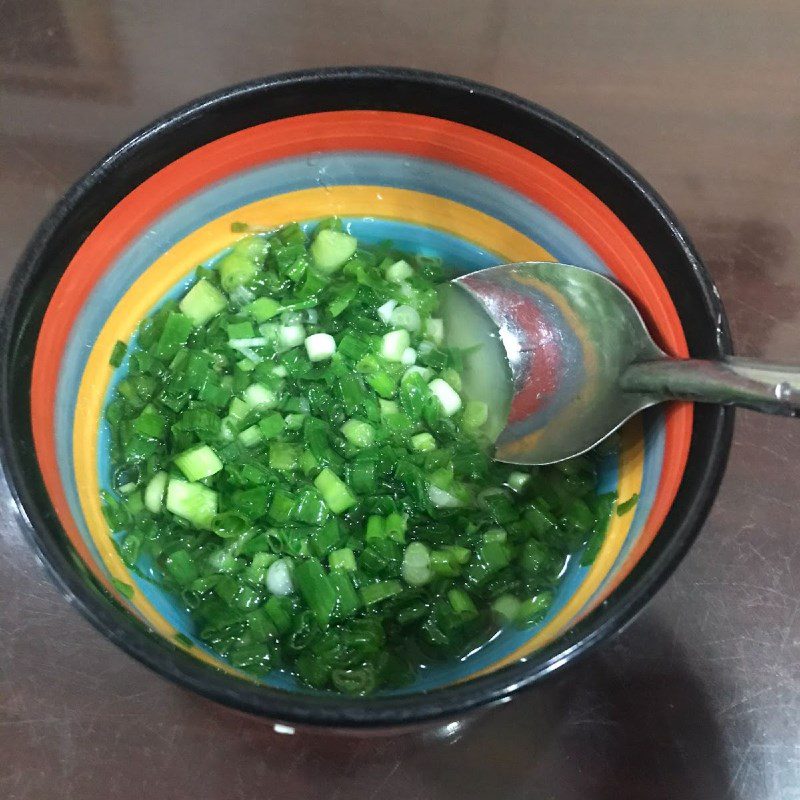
31,110,691,593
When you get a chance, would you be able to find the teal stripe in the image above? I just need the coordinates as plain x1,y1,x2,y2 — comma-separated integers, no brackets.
49,151,665,690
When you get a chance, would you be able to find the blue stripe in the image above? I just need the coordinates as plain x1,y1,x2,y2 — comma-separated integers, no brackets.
50,151,667,689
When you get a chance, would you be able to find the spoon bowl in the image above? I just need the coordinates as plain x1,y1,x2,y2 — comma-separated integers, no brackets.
447,261,800,464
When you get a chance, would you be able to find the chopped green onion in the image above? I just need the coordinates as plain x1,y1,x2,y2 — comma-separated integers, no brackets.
385,260,413,283
428,378,462,417
266,558,294,596
310,229,357,274
402,542,432,586
144,471,168,514
381,329,411,361
483,528,507,544
404,365,433,382
174,444,223,481
379,399,399,416
492,594,521,621
314,468,356,514
425,317,444,345
390,304,421,331
361,579,403,606
377,299,397,324
109,340,127,367
295,560,336,625
245,296,281,322
237,424,263,447
165,478,217,529
284,413,305,431
227,320,256,340
328,285,357,317
365,515,384,541
243,383,277,409
516,591,554,625
258,412,285,439
617,493,639,516
366,371,397,398
153,312,193,361
384,512,406,543
179,279,227,325
232,234,269,261
462,399,489,429
341,419,375,448
278,323,306,350
507,471,530,492
269,442,300,471
103,222,612,695
411,432,436,452
329,547,357,571
304,332,336,362
218,252,257,293
428,484,462,508
448,588,477,617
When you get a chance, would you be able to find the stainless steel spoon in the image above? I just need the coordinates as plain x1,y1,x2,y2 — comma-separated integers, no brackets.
441,261,800,465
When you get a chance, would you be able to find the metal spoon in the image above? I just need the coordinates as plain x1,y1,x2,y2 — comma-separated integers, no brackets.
441,261,800,465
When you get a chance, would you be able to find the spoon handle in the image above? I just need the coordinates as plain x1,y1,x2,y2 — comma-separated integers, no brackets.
621,357,800,417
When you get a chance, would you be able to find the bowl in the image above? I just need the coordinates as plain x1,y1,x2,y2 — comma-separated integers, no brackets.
0,67,732,729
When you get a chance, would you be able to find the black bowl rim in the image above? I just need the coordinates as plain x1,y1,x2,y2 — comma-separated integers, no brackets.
0,66,733,728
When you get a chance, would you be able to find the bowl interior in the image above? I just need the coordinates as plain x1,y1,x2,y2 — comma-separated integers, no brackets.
29,110,693,694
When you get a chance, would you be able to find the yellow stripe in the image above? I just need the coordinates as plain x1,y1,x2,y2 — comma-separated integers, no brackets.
72,184,639,678
467,419,643,678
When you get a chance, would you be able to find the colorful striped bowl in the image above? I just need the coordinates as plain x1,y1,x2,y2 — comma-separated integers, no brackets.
0,68,732,728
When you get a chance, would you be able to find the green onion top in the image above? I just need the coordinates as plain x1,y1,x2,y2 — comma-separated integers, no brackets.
102,218,615,695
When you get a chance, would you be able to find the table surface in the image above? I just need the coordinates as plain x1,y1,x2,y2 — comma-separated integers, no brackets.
2,2,799,798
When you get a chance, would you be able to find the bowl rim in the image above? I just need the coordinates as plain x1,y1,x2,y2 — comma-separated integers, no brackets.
0,66,733,728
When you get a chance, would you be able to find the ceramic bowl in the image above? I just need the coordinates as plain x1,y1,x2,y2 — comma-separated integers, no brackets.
0,67,732,728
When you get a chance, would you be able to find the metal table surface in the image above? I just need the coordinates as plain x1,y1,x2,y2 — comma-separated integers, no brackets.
1,2,798,798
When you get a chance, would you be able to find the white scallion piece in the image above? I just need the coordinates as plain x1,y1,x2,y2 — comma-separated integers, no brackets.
428,484,462,508
400,347,417,366
411,432,436,452
266,559,294,596
229,285,255,307
144,471,168,514
230,344,263,363
304,332,337,362
507,472,531,492
390,304,421,331
228,337,269,348
428,378,462,416
402,542,432,586
243,383,277,409
377,299,397,324
277,323,306,351
380,329,411,361
425,318,444,345
385,259,414,283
